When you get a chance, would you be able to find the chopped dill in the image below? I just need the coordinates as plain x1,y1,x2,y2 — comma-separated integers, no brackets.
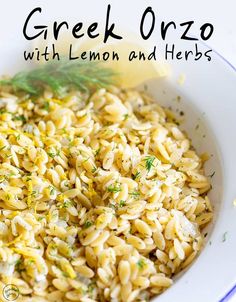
62,271,69,278
82,156,90,163
47,148,60,158
83,220,93,229
119,200,126,207
91,166,97,173
13,115,26,122
49,186,56,195
15,259,25,273
123,114,129,121
60,200,71,209
145,156,155,172
88,282,95,295
129,191,140,198
222,231,228,242
132,171,141,180
37,216,44,221
107,184,121,193
94,148,101,156
137,258,146,269
43,101,50,111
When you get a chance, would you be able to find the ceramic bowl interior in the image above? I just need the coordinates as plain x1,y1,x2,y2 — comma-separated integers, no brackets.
138,76,223,282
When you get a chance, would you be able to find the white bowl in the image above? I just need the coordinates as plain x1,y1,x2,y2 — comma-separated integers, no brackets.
0,2,236,301
140,45,236,302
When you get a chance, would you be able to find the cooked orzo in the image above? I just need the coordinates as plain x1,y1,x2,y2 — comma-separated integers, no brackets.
0,83,213,302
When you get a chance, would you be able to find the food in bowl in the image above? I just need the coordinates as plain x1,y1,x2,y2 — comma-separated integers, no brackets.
0,62,213,302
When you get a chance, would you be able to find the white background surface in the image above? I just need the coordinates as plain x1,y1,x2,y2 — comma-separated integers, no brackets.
0,0,235,70
154,0,236,68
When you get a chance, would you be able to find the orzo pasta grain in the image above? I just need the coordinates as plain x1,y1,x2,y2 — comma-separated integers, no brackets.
0,85,212,302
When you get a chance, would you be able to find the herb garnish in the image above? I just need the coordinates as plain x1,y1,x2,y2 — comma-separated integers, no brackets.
88,282,95,296
119,200,126,207
13,115,26,122
123,114,129,121
49,186,56,196
15,259,25,273
83,220,93,229
129,191,140,198
222,231,228,242
137,258,146,269
145,156,155,172
43,101,50,111
94,148,101,157
47,148,60,158
132,171,141,180
107,184,121,193
0,61,116,96
60,200,72,209
91,166,97,173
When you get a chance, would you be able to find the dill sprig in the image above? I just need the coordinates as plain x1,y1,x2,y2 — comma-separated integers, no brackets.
0,60,116,96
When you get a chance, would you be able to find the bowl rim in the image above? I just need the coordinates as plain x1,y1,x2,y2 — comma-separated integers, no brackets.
152,42,236,302
205,45,236,302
